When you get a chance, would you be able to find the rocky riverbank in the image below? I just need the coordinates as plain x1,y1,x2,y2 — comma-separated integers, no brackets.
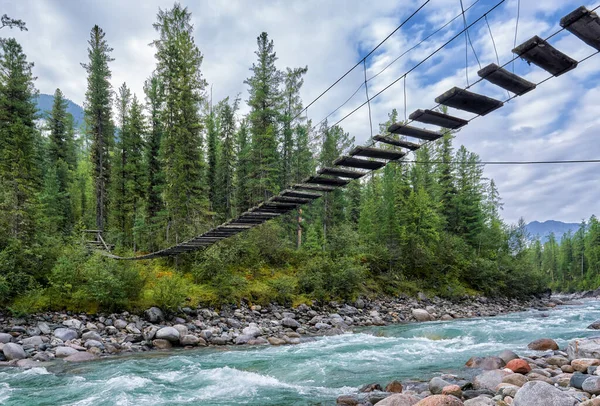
335,299,600,406
0,294,552,368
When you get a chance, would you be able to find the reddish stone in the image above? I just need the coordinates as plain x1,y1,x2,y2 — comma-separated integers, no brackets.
414,395,463,406
441,385,462,397
527,338,559,351
506,359,532,374
385,380,403,393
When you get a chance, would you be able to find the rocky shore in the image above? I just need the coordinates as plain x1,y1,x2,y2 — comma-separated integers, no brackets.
0,294,551,368
336,334,600,406
335,294,600,406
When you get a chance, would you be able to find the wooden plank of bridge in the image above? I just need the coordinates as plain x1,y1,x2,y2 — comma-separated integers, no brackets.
304,175,351,187
374,134,421,150
477,63,536,96
408,109,468,129
350,146,405,160
318,167,366,179
292,183,337,192
271,195,314,204
561,6,600,51
333,156,386,170
281,189,322,199
512,35,578,76
435,87,504,116
221,225,254,230
387,123,442,141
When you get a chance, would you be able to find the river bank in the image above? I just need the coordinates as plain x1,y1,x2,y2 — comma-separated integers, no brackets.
0,293,555,367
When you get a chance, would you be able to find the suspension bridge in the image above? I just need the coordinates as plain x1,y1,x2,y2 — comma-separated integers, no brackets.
91,5,600,260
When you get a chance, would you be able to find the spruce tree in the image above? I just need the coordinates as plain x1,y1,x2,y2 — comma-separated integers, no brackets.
280,66,307,188
0,38,40,241
216,96,239,218
46,88,76,234
82,25,114,232
153,3,208,242
245,32,282,203
111,82,131,242
206,101,220,210
143,73,164,225
235,120,252,212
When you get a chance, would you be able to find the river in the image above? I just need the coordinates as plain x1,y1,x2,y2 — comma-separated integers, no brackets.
0,300,598,405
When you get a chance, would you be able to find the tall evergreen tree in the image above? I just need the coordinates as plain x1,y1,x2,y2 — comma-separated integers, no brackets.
111,82,131,242
143,73,164,224
235,120,252,212
152,3,208,242
0,37,40,240
245,32,282,203
206,100,220,210
280,66,307,188
82,25,114,232
46,88,76,234
216,96,239,219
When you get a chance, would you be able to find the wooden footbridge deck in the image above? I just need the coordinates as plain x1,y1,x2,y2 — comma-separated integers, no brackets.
99,5,600,260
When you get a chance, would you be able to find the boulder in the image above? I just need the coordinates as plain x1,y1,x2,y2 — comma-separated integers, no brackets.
496,383,519,397
473,370,511,391
0,333,12,344
242,324,262,338
172,324,188,338
505,359,531,374
180,335,200,346
414,395,463,405
502,373,528,387
465,356,505,370
336,395,360,405
359,383,382,392
2,343,26,360
588,320,600,330
64,351,98,362
143,325,159,341
498,350,519,364
144,307,165,323
442,385,462,397
386,380,403,393
63,319,82,330
582,376,600,395
54,328,78,342
268,337,286,346
281,318,301,329
37,322,51,335
463,397,495,406
247,337,268,345
155,327,180,342
84,340,104,349
114,319,128,329
55,346,79,358
152,339,172,349
567,337,600,360
235,335,254,345
81,331,103,342
21,336,44,347
376,393,421,406
572,358,600,372
527,338,559,351
412,309,432,322
545,355,570,367
513,381,578,406
429,377,452,395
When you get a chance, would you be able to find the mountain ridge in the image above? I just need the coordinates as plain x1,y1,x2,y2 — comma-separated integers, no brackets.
525,220,581,243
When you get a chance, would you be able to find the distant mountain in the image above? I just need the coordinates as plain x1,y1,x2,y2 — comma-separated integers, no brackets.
525,220,581,243
35,93,85,127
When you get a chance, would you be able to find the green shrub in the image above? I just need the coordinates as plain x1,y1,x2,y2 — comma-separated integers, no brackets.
267,274,297,305
7,289,50,316
151,272,189,311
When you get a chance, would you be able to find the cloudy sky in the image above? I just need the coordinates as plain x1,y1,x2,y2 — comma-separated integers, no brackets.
3,0,599,224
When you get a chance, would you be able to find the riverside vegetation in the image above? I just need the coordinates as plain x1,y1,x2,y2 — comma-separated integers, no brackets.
1,4,600,318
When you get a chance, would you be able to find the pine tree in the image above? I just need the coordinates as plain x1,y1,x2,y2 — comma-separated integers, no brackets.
206,100,220,210
280,66,307,188
46,88,76,234
82,25,114,232
216,96,239,218
245,32,282,203
143,73,164,225
235,120,252,212
124,95,146,250
111,82,131,242
0,38,40,241
152,3,208,242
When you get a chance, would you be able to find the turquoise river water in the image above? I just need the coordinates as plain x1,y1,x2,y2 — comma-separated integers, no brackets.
1,300,599,405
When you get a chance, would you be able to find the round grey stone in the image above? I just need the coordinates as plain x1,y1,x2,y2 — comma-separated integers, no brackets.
2,343,26,360
54,328,78,342
55,346,79,358
155,327,180,342
513,381,578,406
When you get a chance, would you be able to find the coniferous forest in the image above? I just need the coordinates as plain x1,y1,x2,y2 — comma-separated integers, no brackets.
1,5,599,314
